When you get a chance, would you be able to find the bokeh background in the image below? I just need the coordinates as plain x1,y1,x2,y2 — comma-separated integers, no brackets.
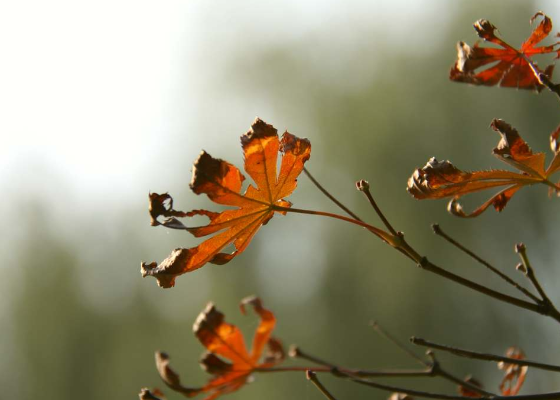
2,0,560,398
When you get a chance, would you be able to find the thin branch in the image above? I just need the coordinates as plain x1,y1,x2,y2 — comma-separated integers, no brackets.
282,175,560,323
516,244,554,306
288,346,432,378
432,224,540,303
372,322,494,396
272,204,393,243
304,167,362,221
371,321,426,365
356,180,398,235
336,369,560,400
410,337,560,373
307,371,338,400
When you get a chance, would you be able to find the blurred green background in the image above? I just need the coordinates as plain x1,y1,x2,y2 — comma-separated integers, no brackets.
2,0,560,398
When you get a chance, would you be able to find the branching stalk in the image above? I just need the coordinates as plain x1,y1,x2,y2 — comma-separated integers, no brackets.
432,224,540,303
304,167,362,221
411,337,560,373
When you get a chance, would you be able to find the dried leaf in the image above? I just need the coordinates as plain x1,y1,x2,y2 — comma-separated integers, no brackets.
139,388,166,400
408,119,560,217
450,12,560,90
142,118,311,287
498,347,528,396
153,296,284,400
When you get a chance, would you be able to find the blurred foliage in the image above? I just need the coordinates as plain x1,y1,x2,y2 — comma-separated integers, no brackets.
3,1,560,399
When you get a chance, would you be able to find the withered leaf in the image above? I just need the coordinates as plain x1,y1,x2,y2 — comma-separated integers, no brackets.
139,388,166,400
142,118,311,288
498,347,528,396
154,296,284,400
408,119,560,217
450,12,560,90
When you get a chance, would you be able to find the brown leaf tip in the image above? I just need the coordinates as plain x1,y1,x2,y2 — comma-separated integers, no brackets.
491,119,531,157
139,388,165,400
241,118,278,148
200,352,233,375
474,19,498,41
193,302,224,336
190,151,230,193
407,157,463,198
281,131,311,159
148,192,171,226
141,249,190,288
240,295,263,315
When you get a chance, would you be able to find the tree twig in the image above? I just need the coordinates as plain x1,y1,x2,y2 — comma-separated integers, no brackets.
432,224,540,303
356,180,398,235
288,345,432,378
307,370,338,400
516,244,554,307
372,322,495,396
304,167,361,221
410,337,560,373
335,369,560,400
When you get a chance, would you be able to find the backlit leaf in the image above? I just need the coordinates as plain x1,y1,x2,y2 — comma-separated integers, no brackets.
450,12,560,91
142,118,311,288
407,119,560,217
153,296,284,400
498,347,528,396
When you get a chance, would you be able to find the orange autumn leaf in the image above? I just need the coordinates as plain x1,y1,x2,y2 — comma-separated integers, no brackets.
142,118,311,288
450,12,560,90
153,296,284,400
498,347,528,396
407,119,560,217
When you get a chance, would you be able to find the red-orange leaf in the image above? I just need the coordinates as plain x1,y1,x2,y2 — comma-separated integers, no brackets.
153,296,284,400
407,119,560,217
498,347,528,396
142,118,311,288
450,12,560,90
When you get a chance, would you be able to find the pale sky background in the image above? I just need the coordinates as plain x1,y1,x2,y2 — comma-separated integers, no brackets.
1,0,558,208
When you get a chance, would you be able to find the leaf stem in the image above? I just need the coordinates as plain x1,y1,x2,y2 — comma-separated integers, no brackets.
304,167,362,221
371,322,494,397
273,205,394,243
432,224,540,303
410,337,560,373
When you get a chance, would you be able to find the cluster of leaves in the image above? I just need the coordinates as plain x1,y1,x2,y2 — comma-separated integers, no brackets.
140,11,560,400
143,297,283,400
